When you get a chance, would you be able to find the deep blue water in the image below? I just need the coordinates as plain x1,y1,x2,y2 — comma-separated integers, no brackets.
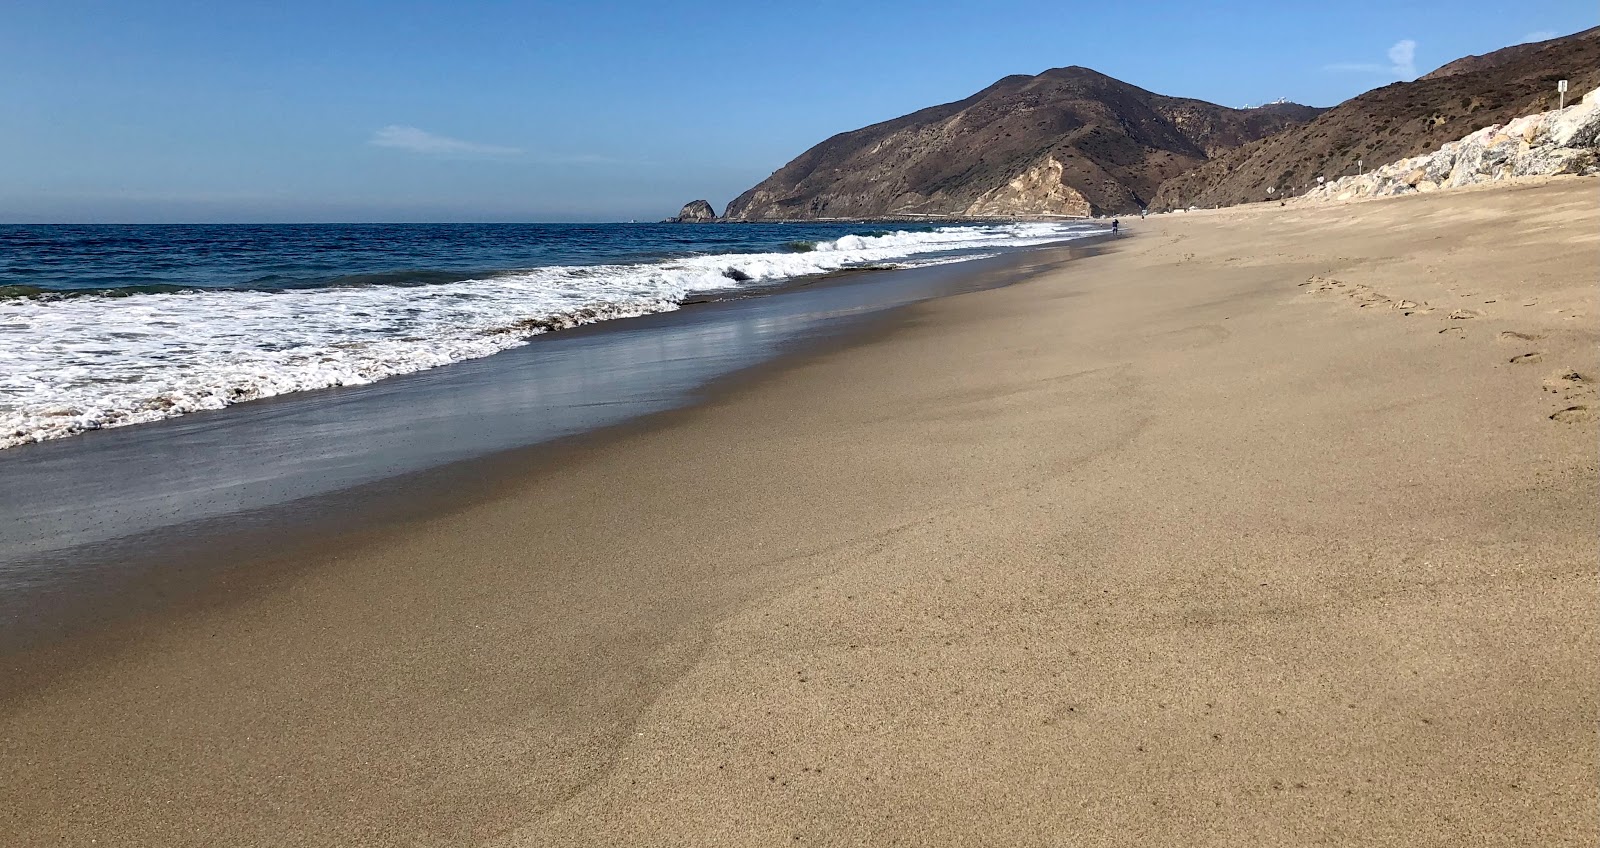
0,222,927,296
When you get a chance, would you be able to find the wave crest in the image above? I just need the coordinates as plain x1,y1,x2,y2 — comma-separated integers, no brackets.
0,222,1094,449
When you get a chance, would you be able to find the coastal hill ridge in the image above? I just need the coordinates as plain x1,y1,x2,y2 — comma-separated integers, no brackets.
720,67,1323,220
1152,28,1600,209
699,28,1597,220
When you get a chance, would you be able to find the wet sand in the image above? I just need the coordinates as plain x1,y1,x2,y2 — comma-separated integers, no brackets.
0,246,1093,653
3,178,1596,846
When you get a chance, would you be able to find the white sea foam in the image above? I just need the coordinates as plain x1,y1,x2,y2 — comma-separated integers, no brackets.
0,222,1093,448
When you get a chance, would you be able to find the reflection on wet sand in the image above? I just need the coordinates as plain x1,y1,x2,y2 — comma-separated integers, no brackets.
0,246,1084,650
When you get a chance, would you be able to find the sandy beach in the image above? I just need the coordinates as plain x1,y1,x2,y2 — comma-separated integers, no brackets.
3,178,1595,846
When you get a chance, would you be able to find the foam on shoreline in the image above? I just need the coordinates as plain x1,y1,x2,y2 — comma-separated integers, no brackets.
0,222,1094,449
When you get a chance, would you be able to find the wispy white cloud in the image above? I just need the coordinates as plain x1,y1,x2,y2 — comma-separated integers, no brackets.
1324,38,1418,80
367,126,628,165
1521,30,1557,43
1387,39,1418,77
369,125,522,156
1323,62,1388,73
538,152,626,165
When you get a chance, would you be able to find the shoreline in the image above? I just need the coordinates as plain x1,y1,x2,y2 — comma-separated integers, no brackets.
1,220,1102,452
0,239,1105,660
3,179,1594,846
0,232,1107,456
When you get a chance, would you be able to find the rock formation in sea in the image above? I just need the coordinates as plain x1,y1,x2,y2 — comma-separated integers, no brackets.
668,200,718,223
722,67,1324,220
1152,28,1600,210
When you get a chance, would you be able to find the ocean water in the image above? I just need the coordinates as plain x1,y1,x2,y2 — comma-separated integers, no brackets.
0,221,1097,449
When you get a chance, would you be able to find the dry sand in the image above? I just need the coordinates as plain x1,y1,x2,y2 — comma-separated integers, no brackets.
3,177,1596,846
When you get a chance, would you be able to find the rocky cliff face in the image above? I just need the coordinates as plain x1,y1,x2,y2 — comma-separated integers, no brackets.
962,156,1092,218
1295,86,1599,203
723,67,1323,220
1152,28,1600,210
668,200,718,223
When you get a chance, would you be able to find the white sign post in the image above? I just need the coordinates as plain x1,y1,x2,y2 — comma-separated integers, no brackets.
1559,79,1568,110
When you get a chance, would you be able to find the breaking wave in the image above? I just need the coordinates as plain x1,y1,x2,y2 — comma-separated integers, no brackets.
0,222,1094,448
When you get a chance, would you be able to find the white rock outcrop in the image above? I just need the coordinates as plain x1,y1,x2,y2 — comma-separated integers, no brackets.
962,156,1093,218
1298,86,1600,203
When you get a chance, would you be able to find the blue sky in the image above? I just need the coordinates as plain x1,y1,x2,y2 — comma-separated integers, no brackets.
1,1,1592,222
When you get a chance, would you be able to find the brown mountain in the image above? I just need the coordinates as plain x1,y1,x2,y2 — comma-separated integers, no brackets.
722,67,1324,220
1152,28,1600,210
1421,28,1598,80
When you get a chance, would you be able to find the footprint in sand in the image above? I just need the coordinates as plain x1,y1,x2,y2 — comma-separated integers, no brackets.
1448,309,1482,320
1305,276,1429,315
1497,331,1542,343
1543,370,1590,393
1542,370,1595,422
1509,352,1545,365
1543,370,1595,406
1438,326,1464,336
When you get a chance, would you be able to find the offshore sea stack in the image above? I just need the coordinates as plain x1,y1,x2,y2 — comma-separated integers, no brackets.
1297,86,1600,203
723,67,1323,220
1153,28,1600,210
667,200,719,223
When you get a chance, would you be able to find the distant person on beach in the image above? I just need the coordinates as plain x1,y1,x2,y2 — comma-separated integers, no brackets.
1111,218,1120,236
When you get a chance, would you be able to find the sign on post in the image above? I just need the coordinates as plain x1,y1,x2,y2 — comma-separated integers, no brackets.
1559,79,1569,109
